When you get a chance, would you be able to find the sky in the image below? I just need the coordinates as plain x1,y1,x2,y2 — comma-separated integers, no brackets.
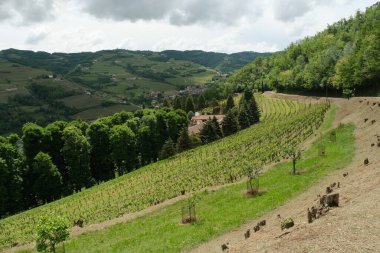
0,0,378,54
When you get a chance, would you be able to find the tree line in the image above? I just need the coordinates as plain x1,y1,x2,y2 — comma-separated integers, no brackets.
0,91,260,217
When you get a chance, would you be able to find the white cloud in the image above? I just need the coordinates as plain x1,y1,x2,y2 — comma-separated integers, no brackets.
0,0,54,25
0,0,377,53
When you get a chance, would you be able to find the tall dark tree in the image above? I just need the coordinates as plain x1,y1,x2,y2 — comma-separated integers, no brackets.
185,95,195,113
222,110,239,136
225,95,235,112
155,111,169,150
138,125,155,166
159,138,176,160
0,141,23,216
62,125,94,191
197,94,207,111
87,121,114,182
110,124,137,175
166,110,188,142
247,95,260,124
22,123,46,206
238,105,251,129
173,96,182,110
44,121,68,191
22,123,45,166
200,120,220,144
211,116,223,138
176,128,191,152
32,152,63,203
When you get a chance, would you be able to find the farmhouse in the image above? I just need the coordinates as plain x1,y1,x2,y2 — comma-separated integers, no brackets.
191,114,224,125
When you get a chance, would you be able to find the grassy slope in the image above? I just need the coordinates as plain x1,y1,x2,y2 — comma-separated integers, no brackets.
43,115,354,253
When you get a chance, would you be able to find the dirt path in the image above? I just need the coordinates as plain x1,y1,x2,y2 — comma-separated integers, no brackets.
190,95,380,253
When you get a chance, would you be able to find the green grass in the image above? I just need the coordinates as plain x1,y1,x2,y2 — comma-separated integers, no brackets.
32,123,354,253
318,102,337,132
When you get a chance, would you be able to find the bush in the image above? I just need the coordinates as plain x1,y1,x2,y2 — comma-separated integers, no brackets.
36,213,69,252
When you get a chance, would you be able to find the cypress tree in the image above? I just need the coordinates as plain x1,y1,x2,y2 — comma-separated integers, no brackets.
185,95,195,113
176,128,191,152
200,120,219,144
222,110,239,136
225,95,235,112
173,96,182,110
197,94,206,110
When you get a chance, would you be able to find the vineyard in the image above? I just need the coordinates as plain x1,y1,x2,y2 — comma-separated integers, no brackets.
0,96,329,250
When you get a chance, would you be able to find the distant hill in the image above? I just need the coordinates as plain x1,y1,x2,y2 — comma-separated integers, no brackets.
229,2,380,95
161,50,271,72
0,48,270,134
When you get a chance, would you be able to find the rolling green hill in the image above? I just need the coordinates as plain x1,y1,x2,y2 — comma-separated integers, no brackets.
0,49,269,134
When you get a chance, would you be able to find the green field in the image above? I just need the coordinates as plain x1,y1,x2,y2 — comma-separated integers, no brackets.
0,96,328,251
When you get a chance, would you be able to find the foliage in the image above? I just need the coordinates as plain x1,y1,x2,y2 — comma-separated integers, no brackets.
159,138,176,160
32,152,63,203
229,3,380,94
225,95,235,112
176,128,191,153
36,213,69,253
62,126,94,191
222,110,239,136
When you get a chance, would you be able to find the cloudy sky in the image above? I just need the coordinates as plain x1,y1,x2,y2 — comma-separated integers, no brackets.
0,0,377,53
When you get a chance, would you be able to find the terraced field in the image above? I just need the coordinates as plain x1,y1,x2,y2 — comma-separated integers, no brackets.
0,96,328,251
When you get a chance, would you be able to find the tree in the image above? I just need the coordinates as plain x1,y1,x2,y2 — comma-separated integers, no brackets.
62,126,94,191
225,95,235,112
45,121,68,192
197,94,206,110
22,123,45,166
238,105,251,129
138,125,155,166
155,111,169,150
163,97,172,108
22,123,46,206
222,110,239,136
32,152,63,203
187,111,195,121
243,162,262,195
110,125,137,174
0,141,23,216
87,121,114,182
211,116,223,138
36,213,69,253
286,146,301,175
166,110,188,142
176,128,191,152
173,96,182,110
185,95,195,113
246,96,260,124
200,120,220,144
159,138,176,159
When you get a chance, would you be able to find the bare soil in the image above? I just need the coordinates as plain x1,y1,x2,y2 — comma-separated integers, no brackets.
190,94,380,253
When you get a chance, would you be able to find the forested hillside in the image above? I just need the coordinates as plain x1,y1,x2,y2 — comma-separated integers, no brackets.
230,3,380,95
